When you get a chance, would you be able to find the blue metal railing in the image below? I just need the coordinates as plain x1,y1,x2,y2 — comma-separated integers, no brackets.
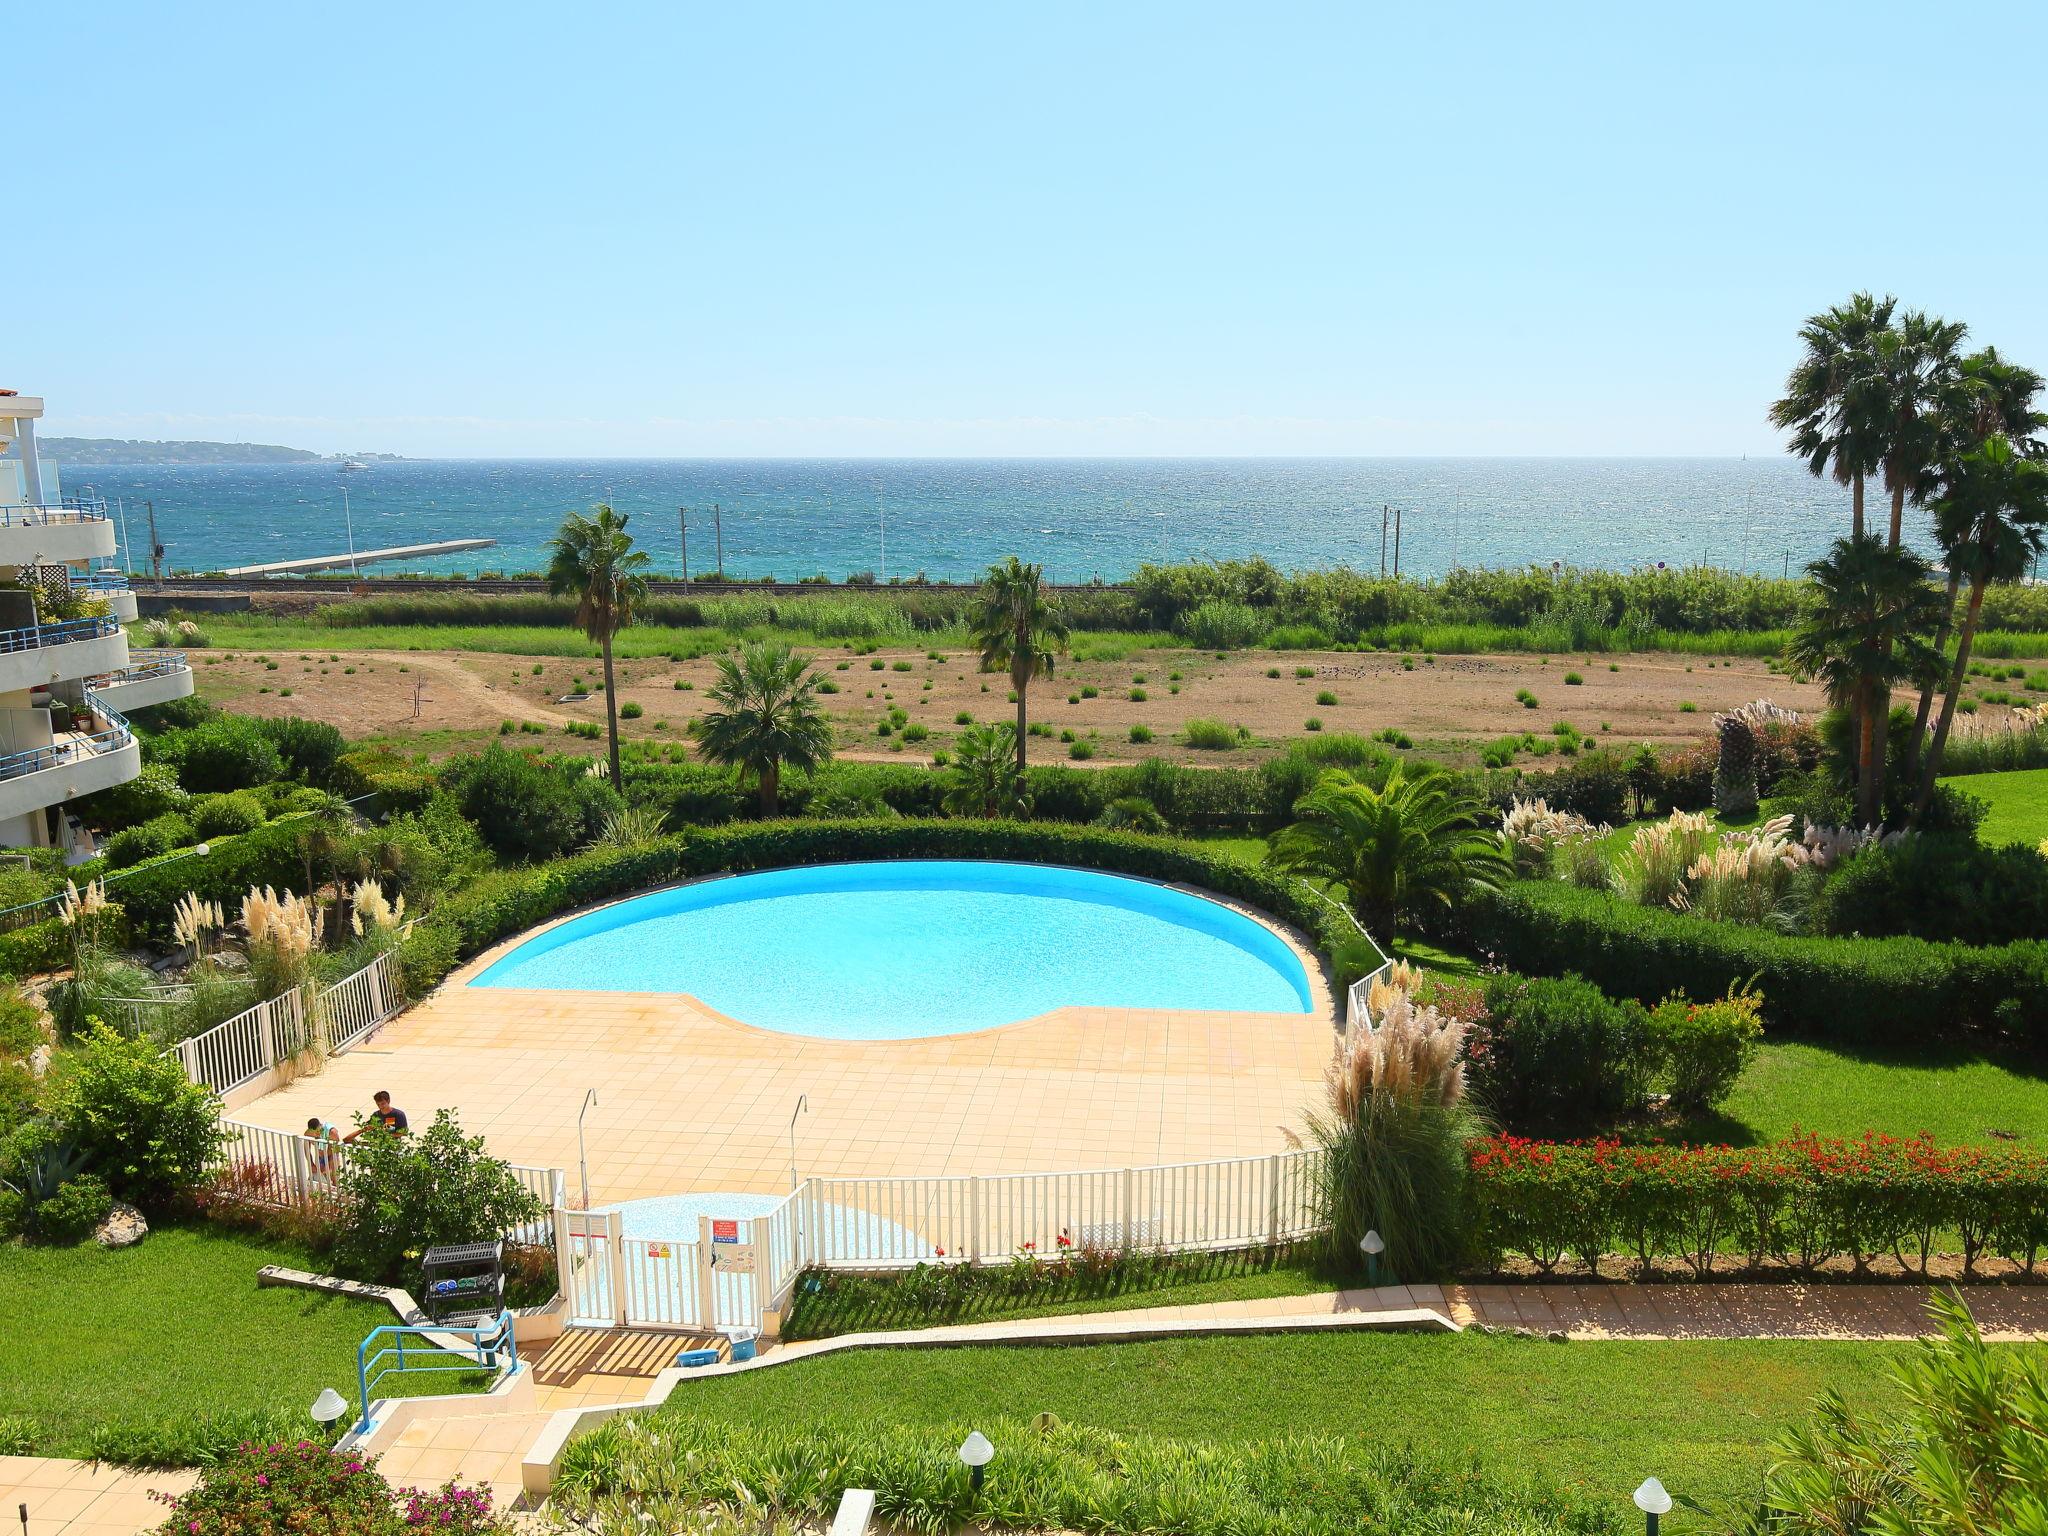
0,686,133,784
0,614,122,655
0,500,110,527
354,1310,519,1435
92,648,189,686
72,570,130,593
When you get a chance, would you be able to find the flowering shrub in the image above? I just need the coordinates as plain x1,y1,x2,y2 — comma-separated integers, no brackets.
1643,983,1762,1112
150,1441,497,1535
1467,1133,2048,1279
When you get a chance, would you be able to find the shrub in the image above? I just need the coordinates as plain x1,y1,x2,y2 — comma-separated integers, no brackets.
1067,738,1094,760
1644,983,1762,1113
1467,1132,2048,1279
75,762,188,833
1183,718,1245,750
49,1023,223,1209
443,746,618,862
1175,599,1266,649
0,988,41,1058
1812,834,2048,946
1444,879,2048,1046
620,701,644,719
1530,748,1630,824
32,1173,112,1243
1128,724,1154,744
331,1109,545,1286
103,812,196,868
255,716,348,787
1563,671,1583,685
1095,796,1166,834
1467,973,1650,1133
146,717,283,793
1315,690,1338,706
152,1439,498,1536
188,790,268,840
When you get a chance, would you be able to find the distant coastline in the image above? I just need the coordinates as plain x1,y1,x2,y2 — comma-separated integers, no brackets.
39,437,404,467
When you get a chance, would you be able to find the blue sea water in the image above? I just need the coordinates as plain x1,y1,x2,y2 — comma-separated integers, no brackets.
470,860,1314,1036
62,456,1882,581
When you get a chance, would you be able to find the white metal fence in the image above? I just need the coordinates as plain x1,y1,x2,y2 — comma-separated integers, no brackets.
165,951,403,1096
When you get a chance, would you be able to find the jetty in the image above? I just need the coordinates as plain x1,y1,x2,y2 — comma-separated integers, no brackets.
221,538,498,577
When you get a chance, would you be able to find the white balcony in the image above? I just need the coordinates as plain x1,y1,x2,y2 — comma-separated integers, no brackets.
90,649,194,711
0,690,139,831
0,616,128,695
0,502,119,566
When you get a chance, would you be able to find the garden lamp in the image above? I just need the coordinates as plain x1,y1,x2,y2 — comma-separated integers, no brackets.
311,1387,349,1426
958,1430,995,1496
1359,1228,1385,1285
1633,1477,1671,1536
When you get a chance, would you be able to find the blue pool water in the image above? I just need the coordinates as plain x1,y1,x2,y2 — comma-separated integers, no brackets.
470,860,1313,1037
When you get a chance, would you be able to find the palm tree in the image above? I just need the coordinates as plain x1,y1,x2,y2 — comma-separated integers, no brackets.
546,504,653,790
695,642,834,816
1784,536,1946,828
1266,766,1510,945
968,557,1069,785
1907,349,2048,768
1872,308,1969,548
1770,293,1895,540
1912,436,2048,820
941,723,1023,818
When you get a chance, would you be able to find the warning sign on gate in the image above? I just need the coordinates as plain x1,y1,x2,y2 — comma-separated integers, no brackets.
711,1219,740,1243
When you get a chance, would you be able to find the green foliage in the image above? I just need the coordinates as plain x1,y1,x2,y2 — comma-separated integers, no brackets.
1445,880,2048,1046
1645,985,1763,1114
74,762,189,833
188,789,268,840
555,1413,1612,1536
145,716,284,792
1182,718,1246,749
941,724,1024,819
103,811,196,868
331,1109,544,1286
695,642,835,815
1176,598,1267,649
48,1023,224,1209
255,715,349,786
1469,974,1651,1133
31,1172,112,1244
1811,834,2048,945
442,745,620,862
1095,796,1166,834
152,1438,499,1533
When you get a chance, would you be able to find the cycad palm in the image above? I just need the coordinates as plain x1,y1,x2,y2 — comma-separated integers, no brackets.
546,503,652,790
1770,292,1894,539
969,557,1069,784
695,642,833,817
1785,535,1946,827
941,723,1023,818
1267,766,1510,944
1913,437,2048,818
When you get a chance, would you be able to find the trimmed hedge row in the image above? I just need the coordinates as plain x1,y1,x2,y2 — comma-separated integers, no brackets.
1442,880,2048,1045
402,819,1354,994
0,814,318,976
1468,1133,2048,1278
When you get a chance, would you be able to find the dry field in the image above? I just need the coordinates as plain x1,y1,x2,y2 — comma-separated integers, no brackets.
191,640,1847,767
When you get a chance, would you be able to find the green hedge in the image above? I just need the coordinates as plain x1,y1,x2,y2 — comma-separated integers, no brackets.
1444,880,2048,1045
404,819,1352,994
0,815,319,976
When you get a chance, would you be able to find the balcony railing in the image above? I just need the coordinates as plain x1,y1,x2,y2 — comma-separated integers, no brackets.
0,687,132,783
0,615,122,655
93,647,189,685
0,499,111,528
72,570,132,593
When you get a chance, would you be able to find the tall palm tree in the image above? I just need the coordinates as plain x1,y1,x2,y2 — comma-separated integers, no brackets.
1785,536,1946,828
940,723,1023,818
1912,436,2048,820
1770,293,1895,540
1907,348,2048,767
969,557,1069,785
1872,308,1969,548
1266,766,1510,945
695,642,834,816
547,503,653,790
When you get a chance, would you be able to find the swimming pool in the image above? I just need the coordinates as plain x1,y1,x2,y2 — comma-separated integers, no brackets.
470,859,1314,1038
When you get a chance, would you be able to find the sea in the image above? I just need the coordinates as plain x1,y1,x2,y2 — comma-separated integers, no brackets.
59,457,1889,583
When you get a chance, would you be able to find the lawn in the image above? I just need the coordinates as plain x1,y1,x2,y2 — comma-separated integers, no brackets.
1695,1039,2048,1148
0,1225,491,1461
1943,766,2048,848
649,1328,1922,1519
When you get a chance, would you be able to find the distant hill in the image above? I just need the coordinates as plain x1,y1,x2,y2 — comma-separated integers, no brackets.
38,438,404,466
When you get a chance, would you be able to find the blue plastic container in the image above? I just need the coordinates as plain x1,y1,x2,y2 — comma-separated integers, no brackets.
674,1348,721,1368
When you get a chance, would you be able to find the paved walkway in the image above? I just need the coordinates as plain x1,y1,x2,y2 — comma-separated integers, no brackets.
0,1457,194,1536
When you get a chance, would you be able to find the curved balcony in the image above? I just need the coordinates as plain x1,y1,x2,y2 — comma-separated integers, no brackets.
71,568,137,622
0,500,117,564
0,615,129,695
0,687,139,826
89,648,194,711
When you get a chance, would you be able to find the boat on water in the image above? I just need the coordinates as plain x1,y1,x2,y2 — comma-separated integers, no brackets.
338,458,368,471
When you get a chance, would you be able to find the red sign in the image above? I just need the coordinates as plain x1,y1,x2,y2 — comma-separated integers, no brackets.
711,1219,739,1243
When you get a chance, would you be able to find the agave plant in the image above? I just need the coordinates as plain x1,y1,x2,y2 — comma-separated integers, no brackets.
588,804,669,851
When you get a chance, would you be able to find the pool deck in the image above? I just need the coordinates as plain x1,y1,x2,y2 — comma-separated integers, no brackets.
238,893,1342,1200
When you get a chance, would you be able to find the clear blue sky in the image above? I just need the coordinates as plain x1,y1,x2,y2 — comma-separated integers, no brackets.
15,2,2046,458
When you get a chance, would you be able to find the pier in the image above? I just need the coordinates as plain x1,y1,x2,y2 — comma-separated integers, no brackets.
220,538,498,577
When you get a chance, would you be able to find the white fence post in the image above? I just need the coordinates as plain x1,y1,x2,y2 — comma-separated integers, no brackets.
1121,1167,1135,1251
367,953,390,1022
257,998,279,1072
1266,1153,1282,1246
290,1133,311,1207
606,1208,628,1327
695,1214,716,1331
968,1175,982,1265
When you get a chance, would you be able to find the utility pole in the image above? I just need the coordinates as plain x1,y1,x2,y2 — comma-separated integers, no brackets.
713,503,724,580
678,507,689,585
145,501,163,589
342,486,359,577
1392,507,1403,579
1379,505,1389,578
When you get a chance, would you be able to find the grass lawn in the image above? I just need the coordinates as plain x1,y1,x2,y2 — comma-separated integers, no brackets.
1943,767,2048,848
0,1225,491,1461
653,1328,1919,1518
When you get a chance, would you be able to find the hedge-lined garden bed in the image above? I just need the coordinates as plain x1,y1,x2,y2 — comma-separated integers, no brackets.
1443,880,2048,1045
401,819,1357,995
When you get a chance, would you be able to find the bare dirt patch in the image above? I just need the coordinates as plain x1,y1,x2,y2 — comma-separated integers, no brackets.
193,640,1856,769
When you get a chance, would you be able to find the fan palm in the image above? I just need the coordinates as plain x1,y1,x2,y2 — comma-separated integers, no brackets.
1912,436,2048,820
1784,535,1946,828
1769,293,1894,540
941,723,1023,818
695,642,834,817
1872,308,1969,547
968,556,1069,784
1266,765,1511,944
546,503,653,789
